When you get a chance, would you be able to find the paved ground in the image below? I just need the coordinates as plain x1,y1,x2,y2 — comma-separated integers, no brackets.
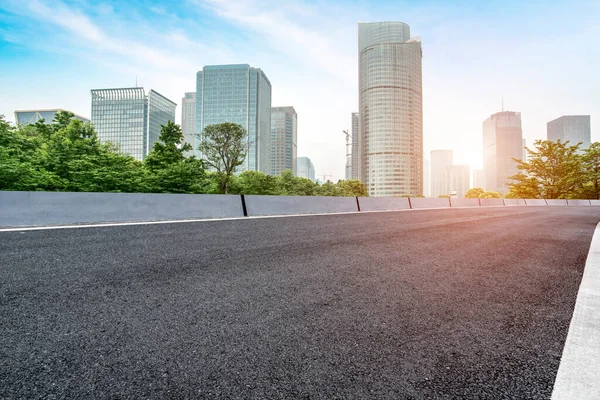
1,207,599,399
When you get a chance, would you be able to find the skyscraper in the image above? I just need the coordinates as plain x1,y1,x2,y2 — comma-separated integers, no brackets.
449,164,470,198
14,109,90,125
547,115,591,151
423,158,430,197
351,112,359,180
196,64,272,174
358,21,423,196
91,87,176,161
430,150,453,197
271,106,297,175
181,92,196,154
483,111,523,194
472,169,484,189
297,157,315,182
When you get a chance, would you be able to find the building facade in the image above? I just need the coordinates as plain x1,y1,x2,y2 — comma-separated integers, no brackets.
351,112,359,180
547,115,591,151
181,92,196,154
483,111,523,194
358,21,423,196
430,150,453,197
297,157,315,182
472,169,484,190
423,158,430,197
196,64,272,174
271,106,297,175
449,164,470,198
91,87,176,161
15,109,90,125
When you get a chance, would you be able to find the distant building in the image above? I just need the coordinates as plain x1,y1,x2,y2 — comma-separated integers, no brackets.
91,87,176,161
15,109,90,125
196,64,272,174
271,107,297,176
297,157,315,182
181,92,196,155
522,138,527,162
430,150,453,197
472,169,484,189
449,164,470,198
358,21,423,196
547,115,591,151
423,158,430,197
351,112,359,180
483,111,523,194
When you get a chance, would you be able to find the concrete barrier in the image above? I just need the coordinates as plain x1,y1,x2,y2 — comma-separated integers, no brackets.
525,199,547,206
449,198,480,208
546,199,568,206
357,197,411,211
567,200,591,206
479,198,504,207
590,200,600,206
503,199,526,206
244,195,357,216
0,191,244,227
409,198,451,209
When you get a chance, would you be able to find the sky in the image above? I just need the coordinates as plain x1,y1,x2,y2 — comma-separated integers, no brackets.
1,0,599,182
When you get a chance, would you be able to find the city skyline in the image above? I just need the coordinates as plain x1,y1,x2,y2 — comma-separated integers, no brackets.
1,0,599,181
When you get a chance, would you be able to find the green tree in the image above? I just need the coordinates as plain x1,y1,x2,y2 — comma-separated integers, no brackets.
276,170,318,196
318,180,342,196
479,191,501,199
508,139,583,199
465,188,484,198
199,122,246,194
580,142,600,199
337,179,367,197
236,170,279,195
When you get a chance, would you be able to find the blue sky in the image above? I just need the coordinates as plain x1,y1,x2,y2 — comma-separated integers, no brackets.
1,0,599,181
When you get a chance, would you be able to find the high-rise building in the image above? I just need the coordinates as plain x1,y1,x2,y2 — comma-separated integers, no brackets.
483,111,523,194
423,158,430,197
297,157,315,182
14,109,90,125
271,106,297,175
547,115,591,151
358,21,423,197
449,164,470,198
430,150,453,197
472,169,484,189
351,112,359,180
522,138,527,162
181,92,196,154
196,64,272,174
91,87,176,161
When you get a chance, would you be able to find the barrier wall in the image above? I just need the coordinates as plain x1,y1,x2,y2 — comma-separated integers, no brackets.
525,199,547,206
479,198,504,207
357,197,411,211
503,199,526,206
450,198,480,208
409,198,451,209
590,200,600,206
244,195,357,216
546,199,568,206
0,191,244,227
567,200,591,206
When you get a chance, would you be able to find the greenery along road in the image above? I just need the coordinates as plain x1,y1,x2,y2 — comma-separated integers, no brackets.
0,112,366,197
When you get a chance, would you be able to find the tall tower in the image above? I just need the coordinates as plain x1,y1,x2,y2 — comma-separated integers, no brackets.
351,112,359,180
196,64,272,174
181,92,196,155
358,22,423,196
547,115,591,152
271,106,297,175
482,111,523,194
430,150,453,197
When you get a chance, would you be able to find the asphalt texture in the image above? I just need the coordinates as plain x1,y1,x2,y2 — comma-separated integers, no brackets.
1,207,599,399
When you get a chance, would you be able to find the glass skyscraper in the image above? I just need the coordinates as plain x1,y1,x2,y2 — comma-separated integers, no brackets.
547,115,591,152
297,157,315,182
271,106,297,175
358,22,423,197
91,87,176,161
196,64,272,174
351,112,359,180
181,92,196,156
430,150,453,198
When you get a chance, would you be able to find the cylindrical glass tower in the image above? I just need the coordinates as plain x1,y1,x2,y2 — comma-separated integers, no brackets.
358,22,423,197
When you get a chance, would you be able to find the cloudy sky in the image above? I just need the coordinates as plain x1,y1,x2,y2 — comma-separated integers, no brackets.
1,0,598,181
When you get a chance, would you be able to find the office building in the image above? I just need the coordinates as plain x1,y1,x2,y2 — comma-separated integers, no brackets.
430,150,453,197
449,164,470,198
472,169,484,189
547,115,591,151
196,64,272,173
271,107,297,176
423,158,430,197
181,92,196,154
297,157,315,182
358,21,423,196
15,109,90,125
91,88,176,161
351,112,359,180
483,111,523,194
522,138,527,162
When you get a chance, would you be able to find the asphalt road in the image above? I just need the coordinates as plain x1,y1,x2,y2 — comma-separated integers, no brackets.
1,207,599,399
